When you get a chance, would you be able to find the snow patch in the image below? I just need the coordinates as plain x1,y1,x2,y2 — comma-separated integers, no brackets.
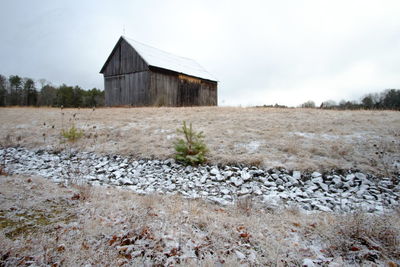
235,140,264,153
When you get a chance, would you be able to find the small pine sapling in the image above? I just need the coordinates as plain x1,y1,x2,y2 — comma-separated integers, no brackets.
61,124,84,142
174,121,208,165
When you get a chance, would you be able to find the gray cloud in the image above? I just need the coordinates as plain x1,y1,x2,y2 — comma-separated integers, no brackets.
1,0,399,106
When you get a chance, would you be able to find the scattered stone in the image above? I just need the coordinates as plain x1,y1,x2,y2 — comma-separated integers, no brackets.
210,167,219,176
1,147,398,214
311,172,321,178
235,250,246,260
240,170,251,181
231,177,244,187
220,188,230,195
355,172,366,180
302,258,315,267
118,177,133,185
292,171,301,180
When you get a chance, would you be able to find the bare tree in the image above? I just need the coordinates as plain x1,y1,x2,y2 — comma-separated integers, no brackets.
300,100,316,108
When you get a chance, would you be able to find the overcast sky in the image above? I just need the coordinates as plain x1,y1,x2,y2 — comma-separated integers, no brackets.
1,0,399,106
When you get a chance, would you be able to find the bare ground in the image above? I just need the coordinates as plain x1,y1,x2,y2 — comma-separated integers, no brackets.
0,107,399,174
1,175,399,266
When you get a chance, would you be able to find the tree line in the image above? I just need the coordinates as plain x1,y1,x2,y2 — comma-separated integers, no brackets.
0,74,104,107
301,89,400,110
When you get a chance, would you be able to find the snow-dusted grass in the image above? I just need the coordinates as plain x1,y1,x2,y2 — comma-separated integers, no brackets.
0,107,399,174
1,176,399,266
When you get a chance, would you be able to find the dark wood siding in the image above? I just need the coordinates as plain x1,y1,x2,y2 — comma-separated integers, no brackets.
149,71,179,106
177,74,217,106
102,37,217,106
105,72,149,106
199,80,218,106
102,39,148,77
178,78,200,106
147,70,217,107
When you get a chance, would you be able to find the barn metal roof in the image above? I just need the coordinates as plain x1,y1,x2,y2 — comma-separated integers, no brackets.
122,36,217,82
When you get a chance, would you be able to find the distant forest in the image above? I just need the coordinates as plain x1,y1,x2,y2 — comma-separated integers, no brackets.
301,89,400,110
0,74,104,107
261,89,400,110
0,74,399,110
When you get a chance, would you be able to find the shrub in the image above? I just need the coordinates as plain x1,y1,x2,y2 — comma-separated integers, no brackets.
174,121,208,165
61,124,84,142
300,100,316,108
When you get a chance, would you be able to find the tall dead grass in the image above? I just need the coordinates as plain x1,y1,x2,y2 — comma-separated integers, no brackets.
1,176,399,266
0,107,399,174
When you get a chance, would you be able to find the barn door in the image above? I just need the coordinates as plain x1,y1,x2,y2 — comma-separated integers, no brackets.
117,75,125,105
178,78,200,106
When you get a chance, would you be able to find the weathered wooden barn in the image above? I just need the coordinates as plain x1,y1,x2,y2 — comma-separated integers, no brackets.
100,36,218,106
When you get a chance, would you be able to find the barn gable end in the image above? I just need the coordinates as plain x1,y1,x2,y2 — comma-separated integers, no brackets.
100,37,149,77
100,36,217,106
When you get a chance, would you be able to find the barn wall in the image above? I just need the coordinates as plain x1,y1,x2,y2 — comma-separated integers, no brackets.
178,74,217,106
102,39,148,77
199,80,218,106
101,40,217,106
148,70,218,107
149,71,179,106
105,71,149,106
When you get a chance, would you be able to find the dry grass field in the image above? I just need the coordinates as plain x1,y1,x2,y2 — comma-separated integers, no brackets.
1,175,399,266
1,108,400,266
0,107,399,174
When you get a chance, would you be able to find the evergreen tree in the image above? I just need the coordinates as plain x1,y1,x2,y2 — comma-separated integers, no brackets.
0,74,7,106
9,75,22,105
23,78,37,106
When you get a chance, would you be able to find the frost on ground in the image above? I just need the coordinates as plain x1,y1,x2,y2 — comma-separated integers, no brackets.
0,107,399,174
1,175,399,266
2,147,399,213
0,107,399,266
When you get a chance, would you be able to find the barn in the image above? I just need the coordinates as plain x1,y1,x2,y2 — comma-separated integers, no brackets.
100,36,218,106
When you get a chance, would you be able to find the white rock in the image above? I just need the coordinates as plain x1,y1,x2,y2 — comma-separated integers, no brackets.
318,182,329,192
292,171,301,180
311,177,323,184
302,258,315,267
316,205,332,212
119,163,128,168
241,171,251,181
355,172,366,180
213,174,225,182
235,250,246,260
311,172,322,178
279,192,289,199
344,174,355,181
223,171,233,179
231,177,244,187
167,184,176,191
209,196,230,205
263,181,276,187
220,188,230,195
271,173,279,179
210,167,219,176
248,250,257,263
252,186,262,195
238,187,251,196
118,177,133,185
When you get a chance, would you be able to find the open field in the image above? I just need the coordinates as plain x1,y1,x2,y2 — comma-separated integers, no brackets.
1,175,399,266
0,107,399,174
1,108,399,266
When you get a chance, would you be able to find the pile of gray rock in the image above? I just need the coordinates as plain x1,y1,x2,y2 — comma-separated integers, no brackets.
1,147,399,212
